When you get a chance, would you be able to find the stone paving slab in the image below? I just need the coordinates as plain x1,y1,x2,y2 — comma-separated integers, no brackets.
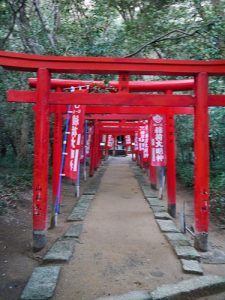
43,239,75,262
64,223,83,238
174,245,201,261
154,212,172,220
147,198,166,207
94,276,225,300
80,194,95,200
83,191,96,195
67,208,87,221
67,195,93,221
201,249,225,264
156,220,180,233
151,206,167,213
95,290,151,300
169,239,191,247
181,259,204,275
150,275,225,300
165,232,188,242
21,266,61,300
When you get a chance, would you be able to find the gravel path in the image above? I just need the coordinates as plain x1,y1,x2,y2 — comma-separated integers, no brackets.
53,157,191,300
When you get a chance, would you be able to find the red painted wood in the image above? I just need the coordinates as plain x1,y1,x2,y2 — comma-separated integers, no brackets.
85,106,194,115
48,92,194,106
7,89,225,108
33,68,50,232
87,114,150,120
1,51,225,75
166,112,176,215
194,73,209,234
28,78,194,92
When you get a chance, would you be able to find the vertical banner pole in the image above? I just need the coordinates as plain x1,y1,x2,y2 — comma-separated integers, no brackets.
89,121,96,176
51,88,63,228
76,162,80,198
194,72,209,251
54,105,71,226
33,68,50,251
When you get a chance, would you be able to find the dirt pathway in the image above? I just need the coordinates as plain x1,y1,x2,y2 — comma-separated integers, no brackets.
54,157,192,300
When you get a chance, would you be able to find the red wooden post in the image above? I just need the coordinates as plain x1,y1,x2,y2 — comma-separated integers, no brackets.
51,88,63,228
113,135,116,156
105,135,109,159
89,122,96,177
166,112,176,217
166,91,177,218
194,72,209,251
33,68,50,251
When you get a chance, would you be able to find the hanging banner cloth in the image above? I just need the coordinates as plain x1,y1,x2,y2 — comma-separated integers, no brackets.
138,121,146,154
134,131,139,153
150,114,167,166
107,134,114,149
125,135,131,147
143,120,149,163
86,124,93,157
64,105,86,180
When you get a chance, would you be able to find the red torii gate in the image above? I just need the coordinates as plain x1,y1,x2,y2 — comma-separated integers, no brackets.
28,78,195,218
1,51,225,252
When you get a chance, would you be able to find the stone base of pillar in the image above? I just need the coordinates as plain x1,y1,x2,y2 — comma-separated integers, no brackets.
168,203,176,218
33,230,47,252
150,183,157,190
194,232,208,252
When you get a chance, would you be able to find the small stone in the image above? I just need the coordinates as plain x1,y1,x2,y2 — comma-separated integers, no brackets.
150,271,164,278
181,259,204,275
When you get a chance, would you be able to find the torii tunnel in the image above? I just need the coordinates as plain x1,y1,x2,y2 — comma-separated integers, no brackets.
1,51,225,252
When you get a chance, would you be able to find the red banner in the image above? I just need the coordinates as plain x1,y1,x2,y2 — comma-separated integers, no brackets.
125,135,131,147
134,131,139,153
150,114,167,166
86,125,93,157
64,105,86,180
138,122,145,153
107,135,114,148
143,120,149,162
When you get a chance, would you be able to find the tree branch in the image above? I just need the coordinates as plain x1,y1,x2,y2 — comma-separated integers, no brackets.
0,0,26,48
32,0,56,49
124,26,205,58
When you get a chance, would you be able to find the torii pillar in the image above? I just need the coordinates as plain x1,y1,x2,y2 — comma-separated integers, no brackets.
194,72,209,251
166,91,177,218
33,68,50,251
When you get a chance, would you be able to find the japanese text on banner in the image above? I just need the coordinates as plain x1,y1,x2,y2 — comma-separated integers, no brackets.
64,105,86,180
150,114,167,166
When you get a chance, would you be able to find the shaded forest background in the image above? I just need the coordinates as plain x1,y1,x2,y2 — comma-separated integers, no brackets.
0,0,225,219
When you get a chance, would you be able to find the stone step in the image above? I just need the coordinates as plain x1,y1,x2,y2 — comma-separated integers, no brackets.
43,239,75,262
21,266,61,300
